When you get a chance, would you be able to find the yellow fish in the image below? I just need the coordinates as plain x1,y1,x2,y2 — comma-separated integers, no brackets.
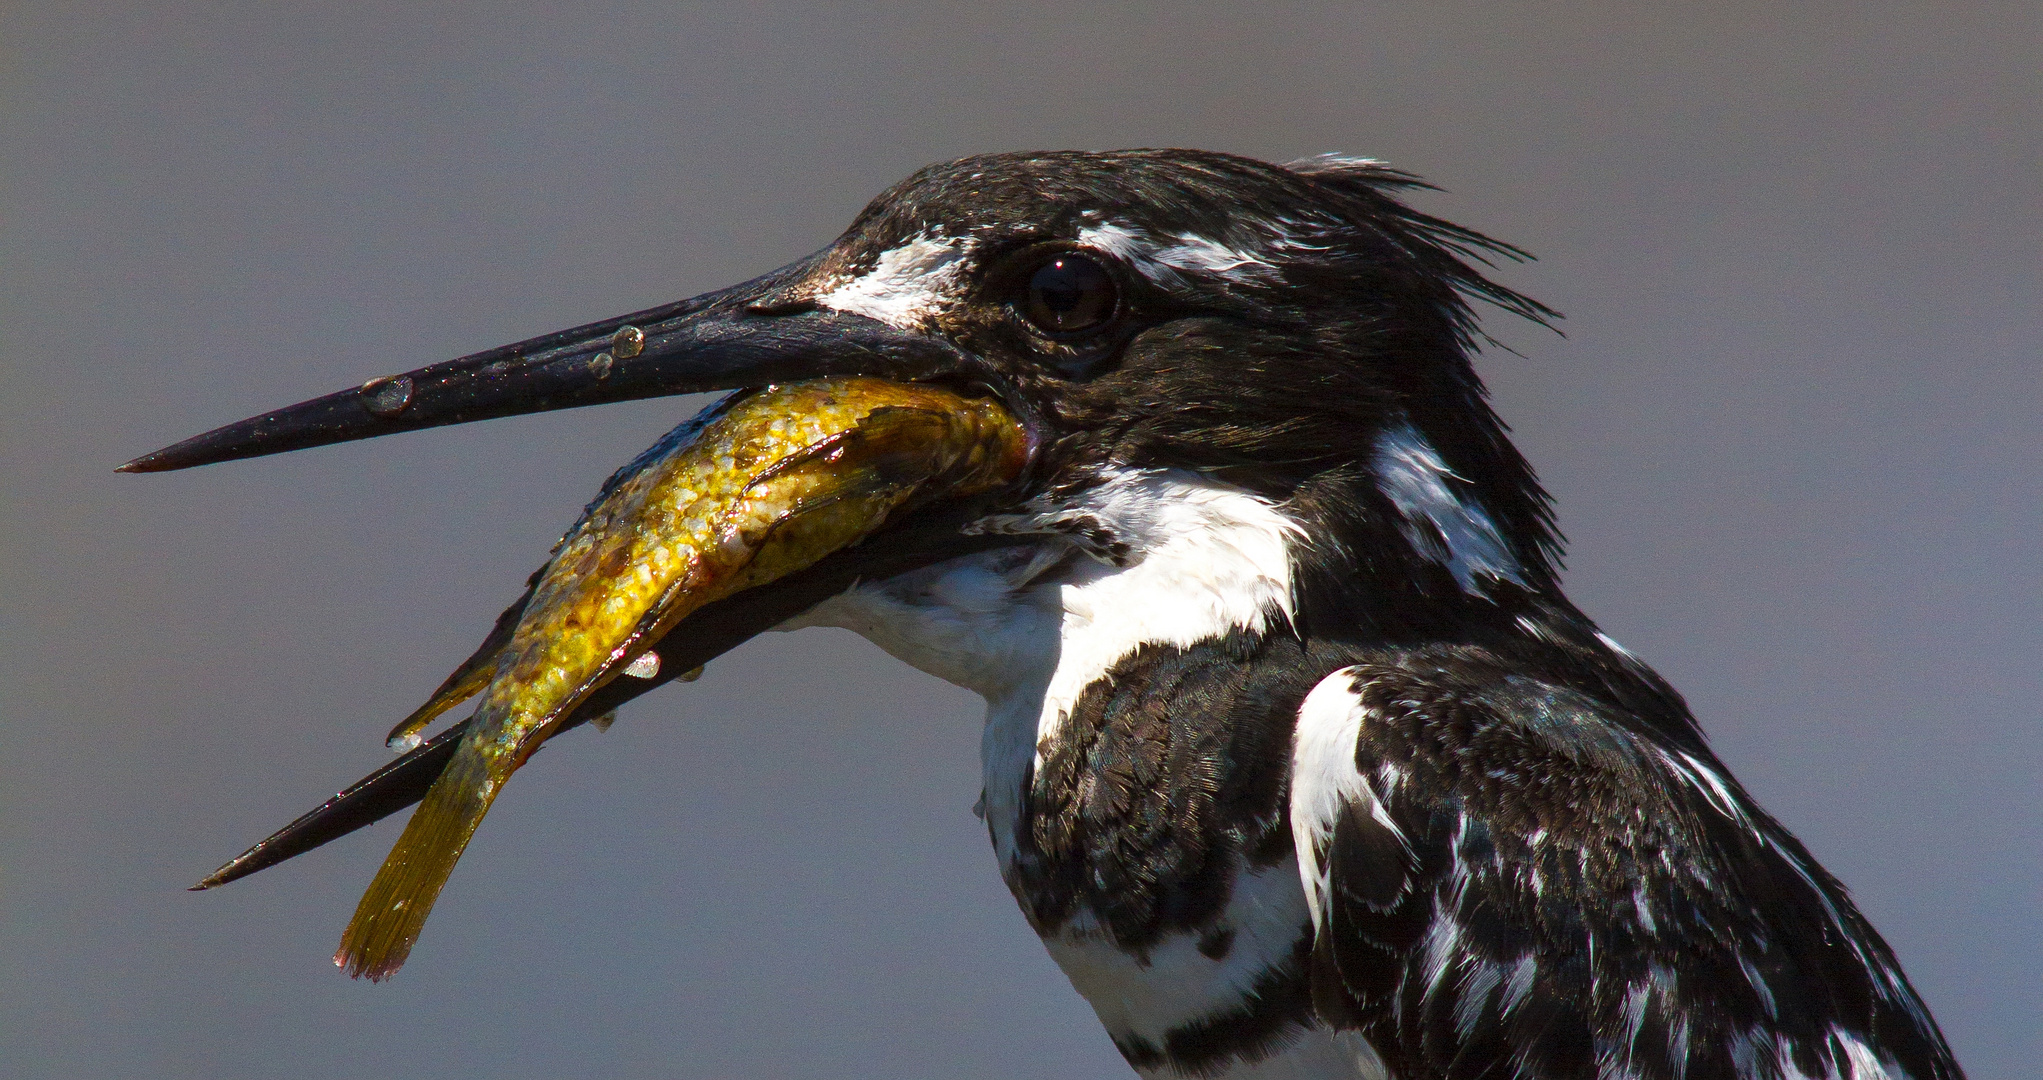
333,378,1025,979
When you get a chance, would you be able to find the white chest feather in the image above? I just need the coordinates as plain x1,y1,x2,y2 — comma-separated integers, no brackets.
783,468,1398,1077
783,467,1301,865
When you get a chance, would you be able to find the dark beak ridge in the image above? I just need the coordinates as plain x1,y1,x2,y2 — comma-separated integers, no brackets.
121,259,971,473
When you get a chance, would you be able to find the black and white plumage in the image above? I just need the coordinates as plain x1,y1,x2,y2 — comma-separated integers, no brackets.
783,152,1959,1079
144,150,1964,1079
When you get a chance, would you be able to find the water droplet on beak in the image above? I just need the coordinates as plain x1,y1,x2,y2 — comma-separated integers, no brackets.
611,325,645,359
589,352,614,379
359,375,415,417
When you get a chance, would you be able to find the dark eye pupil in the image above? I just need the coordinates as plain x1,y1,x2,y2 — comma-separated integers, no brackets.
1025,255,1116,334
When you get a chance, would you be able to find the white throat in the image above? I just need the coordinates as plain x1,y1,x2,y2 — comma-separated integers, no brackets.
781,466,1301,864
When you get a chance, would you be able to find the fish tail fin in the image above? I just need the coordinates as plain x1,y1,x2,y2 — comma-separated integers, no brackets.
334,746,507,980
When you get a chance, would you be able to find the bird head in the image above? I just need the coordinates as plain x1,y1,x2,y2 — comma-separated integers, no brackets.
130,149,1559,636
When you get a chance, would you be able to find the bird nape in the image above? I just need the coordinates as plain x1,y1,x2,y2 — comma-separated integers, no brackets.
129,150,1964,1080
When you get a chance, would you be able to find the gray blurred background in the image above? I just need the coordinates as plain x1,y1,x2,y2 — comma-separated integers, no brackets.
3,3,2037,1077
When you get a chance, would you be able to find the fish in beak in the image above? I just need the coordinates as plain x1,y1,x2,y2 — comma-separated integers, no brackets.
337,378,1024,979
129,257,1038,978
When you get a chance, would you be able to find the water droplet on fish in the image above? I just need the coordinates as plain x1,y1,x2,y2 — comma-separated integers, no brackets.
589,352,614,379
388,731,424,753
623,650,660,678
590,709,618,732
611,325,645,359
360,375,414,417
678,665,704,682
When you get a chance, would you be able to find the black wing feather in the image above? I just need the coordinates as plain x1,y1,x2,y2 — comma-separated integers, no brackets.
1299,653,1962,1080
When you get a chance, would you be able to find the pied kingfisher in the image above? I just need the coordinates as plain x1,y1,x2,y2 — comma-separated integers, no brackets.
132,150,1963,1080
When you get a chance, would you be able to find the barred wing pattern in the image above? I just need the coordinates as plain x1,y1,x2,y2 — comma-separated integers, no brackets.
1289,655,1961,1080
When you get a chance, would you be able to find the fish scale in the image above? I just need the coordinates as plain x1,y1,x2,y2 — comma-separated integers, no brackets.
335,377,1026,980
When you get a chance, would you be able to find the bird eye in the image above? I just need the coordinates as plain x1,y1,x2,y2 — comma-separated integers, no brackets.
1020,254,1118,336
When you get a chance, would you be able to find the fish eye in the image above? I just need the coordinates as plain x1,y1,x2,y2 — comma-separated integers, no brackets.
1019,253,1118,336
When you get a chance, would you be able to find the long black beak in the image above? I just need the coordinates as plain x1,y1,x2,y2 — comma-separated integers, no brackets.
119,256,977,473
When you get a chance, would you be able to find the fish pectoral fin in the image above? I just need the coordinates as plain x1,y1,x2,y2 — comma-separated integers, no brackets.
384,587,532,751
334,747,508,981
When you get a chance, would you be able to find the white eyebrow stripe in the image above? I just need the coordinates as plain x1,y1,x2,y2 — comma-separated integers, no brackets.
813,232,974,329
1075,222,1280,287
1075,222,1155,268
1153,232,1272,275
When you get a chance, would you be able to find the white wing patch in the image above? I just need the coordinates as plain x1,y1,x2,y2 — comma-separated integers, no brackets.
813,231,973,329
1290,667,1408,927
1371,420,1526,595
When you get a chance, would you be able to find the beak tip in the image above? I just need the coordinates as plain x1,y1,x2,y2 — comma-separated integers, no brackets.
119,443,196,473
